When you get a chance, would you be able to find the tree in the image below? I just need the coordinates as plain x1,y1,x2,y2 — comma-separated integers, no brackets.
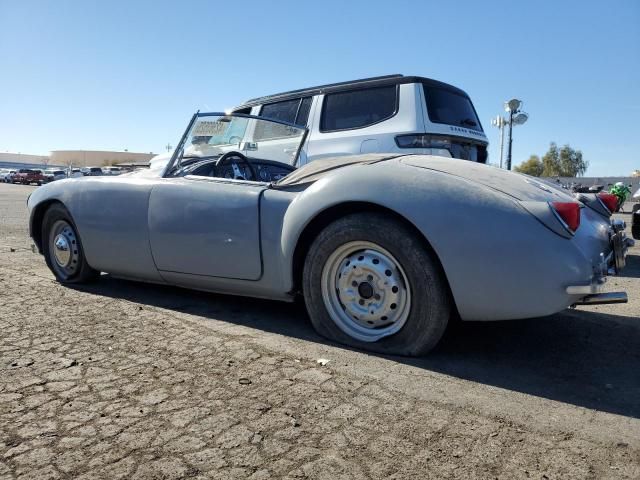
542,142,561,176
514,155,543,176
558,144,588,177
541,142,588,177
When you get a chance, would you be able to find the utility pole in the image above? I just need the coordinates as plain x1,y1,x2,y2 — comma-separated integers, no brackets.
491,116,507,168
506,109,514,171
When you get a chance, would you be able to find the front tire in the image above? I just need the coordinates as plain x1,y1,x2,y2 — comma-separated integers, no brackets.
303,212,450,356
42,203,99,283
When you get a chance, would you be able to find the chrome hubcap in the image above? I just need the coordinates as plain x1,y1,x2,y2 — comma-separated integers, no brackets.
49,220,79,278
54,234,71,267
321,241,411,342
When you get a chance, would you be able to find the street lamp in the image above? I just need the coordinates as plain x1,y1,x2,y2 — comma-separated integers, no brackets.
503,98,528,170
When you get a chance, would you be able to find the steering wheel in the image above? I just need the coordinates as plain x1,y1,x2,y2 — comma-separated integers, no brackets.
215,151,257,181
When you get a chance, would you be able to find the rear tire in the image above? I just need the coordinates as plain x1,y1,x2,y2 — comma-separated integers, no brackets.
303,212,450,356
42,203,99,283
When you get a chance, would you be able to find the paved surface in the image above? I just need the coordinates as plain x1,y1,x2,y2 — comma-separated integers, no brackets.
1,182,639,479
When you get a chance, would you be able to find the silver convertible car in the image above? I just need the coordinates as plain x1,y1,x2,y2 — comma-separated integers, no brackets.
27,113,633,356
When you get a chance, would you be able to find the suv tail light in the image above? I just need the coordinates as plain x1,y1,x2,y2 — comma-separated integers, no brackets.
395,134,488,163
551,202,581,233
597,192,617,214
395,134,451,149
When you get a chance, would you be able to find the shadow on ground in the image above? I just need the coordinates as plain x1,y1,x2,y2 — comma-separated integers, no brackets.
75,276,640,419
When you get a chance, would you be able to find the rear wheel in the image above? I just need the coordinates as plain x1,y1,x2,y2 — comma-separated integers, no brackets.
42,204,99,283
303,212,450,356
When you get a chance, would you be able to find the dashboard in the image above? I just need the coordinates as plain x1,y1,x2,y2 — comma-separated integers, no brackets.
179,158,295,182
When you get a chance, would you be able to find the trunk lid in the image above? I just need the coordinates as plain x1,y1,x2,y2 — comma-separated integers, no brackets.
401,155,575,202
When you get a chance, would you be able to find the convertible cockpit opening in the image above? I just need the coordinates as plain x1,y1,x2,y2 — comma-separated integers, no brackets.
164,113,307,182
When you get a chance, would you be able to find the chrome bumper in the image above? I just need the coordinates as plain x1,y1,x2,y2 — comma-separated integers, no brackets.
566,219,633,303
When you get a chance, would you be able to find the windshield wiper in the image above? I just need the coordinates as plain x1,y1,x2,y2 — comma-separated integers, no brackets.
461,118,477,127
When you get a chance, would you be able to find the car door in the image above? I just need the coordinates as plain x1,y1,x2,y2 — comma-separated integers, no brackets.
147,176,267,280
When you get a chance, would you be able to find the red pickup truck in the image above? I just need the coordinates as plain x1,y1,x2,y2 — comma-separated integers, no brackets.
13,169,44,186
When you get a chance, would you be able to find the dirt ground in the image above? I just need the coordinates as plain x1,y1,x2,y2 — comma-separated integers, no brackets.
1,182,639,479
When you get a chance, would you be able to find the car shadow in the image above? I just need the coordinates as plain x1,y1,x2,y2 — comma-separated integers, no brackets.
73,276,640,419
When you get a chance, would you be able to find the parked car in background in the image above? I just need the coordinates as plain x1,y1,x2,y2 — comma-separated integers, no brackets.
102,166,123,175
231,74,489,167
81,167,104,176
632,187,640,240
13,169,44,185
67,168,83,178
2,169,17,183
43,169,67,183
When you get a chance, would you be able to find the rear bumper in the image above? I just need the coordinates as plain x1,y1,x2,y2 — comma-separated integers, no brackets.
565,220,633,305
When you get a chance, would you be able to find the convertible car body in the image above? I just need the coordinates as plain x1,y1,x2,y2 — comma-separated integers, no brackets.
27,113,633,355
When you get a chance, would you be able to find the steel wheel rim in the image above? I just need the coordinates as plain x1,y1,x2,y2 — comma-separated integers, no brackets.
49,220,80,279
321,241,411,342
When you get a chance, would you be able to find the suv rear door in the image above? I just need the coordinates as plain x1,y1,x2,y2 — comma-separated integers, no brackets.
414,82,489,162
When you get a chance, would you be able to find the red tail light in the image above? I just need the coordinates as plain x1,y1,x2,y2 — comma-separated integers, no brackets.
551,202,581,233
597,192,617,214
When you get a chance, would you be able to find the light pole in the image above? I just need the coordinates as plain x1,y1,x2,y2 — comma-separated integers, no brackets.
503,99,528,170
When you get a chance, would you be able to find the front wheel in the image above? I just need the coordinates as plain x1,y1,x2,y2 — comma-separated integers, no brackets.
303,213,450,356
42,203,99,283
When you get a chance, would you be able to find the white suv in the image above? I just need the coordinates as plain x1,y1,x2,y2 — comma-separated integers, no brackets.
232,74,488,166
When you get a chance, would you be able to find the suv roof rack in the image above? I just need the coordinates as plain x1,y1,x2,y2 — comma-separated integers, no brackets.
236,74,468,109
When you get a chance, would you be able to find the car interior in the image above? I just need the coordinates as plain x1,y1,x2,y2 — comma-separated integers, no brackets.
175,151,296,182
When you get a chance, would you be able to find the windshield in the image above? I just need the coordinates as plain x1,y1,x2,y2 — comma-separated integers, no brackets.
422,84,483,132
165,113,307,177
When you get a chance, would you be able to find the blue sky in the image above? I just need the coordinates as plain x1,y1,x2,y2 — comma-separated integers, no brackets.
0,0,638,176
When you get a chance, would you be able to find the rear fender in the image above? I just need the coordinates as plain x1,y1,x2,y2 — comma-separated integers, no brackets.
280,161,595,320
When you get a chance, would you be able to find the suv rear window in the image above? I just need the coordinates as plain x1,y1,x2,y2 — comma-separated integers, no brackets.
321,86,397,132
422,84,482,132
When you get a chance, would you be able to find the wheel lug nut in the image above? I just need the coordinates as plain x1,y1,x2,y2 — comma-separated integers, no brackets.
358,299,365,306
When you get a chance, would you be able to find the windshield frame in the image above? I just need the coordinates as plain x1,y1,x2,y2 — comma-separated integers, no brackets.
163,112,309,178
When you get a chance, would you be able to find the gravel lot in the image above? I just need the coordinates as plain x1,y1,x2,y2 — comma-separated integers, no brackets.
1,182,639,479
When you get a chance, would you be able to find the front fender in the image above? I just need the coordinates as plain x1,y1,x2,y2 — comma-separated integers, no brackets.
28,177,163,282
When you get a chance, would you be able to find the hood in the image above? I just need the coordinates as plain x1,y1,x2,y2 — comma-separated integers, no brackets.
401,155,576,202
